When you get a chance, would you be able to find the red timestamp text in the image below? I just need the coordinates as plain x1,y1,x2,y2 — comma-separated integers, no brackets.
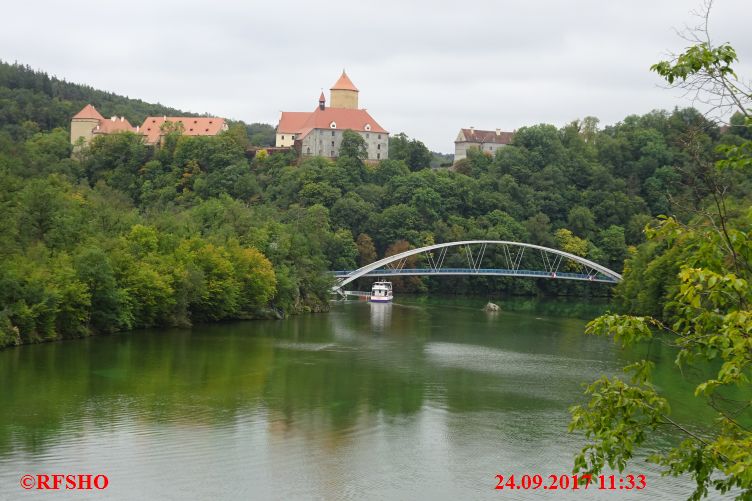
494,473,646,492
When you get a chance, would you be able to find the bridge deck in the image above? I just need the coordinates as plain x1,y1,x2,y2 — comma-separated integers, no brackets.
332,268,618,283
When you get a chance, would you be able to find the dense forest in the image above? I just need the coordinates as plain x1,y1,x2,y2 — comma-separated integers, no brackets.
1,60,749,350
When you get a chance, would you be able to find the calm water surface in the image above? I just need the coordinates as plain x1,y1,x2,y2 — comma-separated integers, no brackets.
0,297,726,500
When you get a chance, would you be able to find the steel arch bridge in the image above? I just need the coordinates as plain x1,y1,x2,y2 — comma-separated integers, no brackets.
331,240,622,295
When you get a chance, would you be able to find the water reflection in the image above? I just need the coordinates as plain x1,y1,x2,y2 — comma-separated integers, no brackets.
369,302,392,333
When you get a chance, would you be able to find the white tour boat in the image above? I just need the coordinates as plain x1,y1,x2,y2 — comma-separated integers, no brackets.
369,281,393,303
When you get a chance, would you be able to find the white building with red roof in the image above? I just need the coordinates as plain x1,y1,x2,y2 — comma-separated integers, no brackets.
276,71,389,161
454,127,515,162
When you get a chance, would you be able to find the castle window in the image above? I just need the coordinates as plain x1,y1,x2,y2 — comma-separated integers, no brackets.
377,153,381,159
377,144,381,150
331,130,335,136
364,124,371,131
378,134,381,139
366,133,370,138
281,135,285,140
307,147,311,154
331,141,335,147
330,122,337,129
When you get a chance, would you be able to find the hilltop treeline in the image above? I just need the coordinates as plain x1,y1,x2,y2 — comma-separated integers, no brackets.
1,60,749,349
0,60,275,145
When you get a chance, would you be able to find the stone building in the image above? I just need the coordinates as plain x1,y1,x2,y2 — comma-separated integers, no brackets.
70,104,227,146
454,127,514,162
276,71,389,161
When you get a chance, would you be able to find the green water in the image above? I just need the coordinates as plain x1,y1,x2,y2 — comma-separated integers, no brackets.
0,297,724,500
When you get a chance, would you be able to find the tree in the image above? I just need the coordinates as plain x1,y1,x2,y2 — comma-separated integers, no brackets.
411,186,442,224
324,229,358,270
225,122,250,149
368,204,422,249
247,123,276,147
226,241,277,312
597,225,627,270
74,247,130,333
389,132,432,171
339,129,368,161
524,212,554,247
567,206,597,239
331,193,375,236
570,8,752,498
554,228,588,258
355,233,377,267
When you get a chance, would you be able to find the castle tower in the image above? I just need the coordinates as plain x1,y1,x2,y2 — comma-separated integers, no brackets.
70,104,104,145
319,91,326,110
329,70,359,109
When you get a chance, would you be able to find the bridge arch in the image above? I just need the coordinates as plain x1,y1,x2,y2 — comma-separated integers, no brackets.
333,240,622,291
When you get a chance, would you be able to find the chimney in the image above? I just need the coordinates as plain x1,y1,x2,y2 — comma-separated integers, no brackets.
470,126,474,132
136,125,140,132
111,116,117,121
496,128,501,135
121,116,125,122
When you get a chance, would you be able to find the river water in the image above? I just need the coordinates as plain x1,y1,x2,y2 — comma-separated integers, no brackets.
0,297,725,500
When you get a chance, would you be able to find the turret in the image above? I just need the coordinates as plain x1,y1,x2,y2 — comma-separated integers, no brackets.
70,104,104,146
330,70,359,109
319,91,326,110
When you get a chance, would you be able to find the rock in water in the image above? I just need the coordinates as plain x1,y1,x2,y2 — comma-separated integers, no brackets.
483,302,500,312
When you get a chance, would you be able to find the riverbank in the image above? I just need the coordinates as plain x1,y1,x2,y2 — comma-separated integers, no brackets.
0,291,329,351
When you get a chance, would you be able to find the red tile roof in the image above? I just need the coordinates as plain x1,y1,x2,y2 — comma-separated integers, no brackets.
139,117,226,143
459,128,514,145
72,104,105,121
94,116,136,134
330,71,358,92
291,107,387,138
278,112,313,134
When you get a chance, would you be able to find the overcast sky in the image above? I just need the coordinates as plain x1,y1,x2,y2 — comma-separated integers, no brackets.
2,0,750,152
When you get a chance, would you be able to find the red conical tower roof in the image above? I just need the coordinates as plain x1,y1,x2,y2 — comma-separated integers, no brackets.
319,91,326,102
72,104,105,120
330,70,359,92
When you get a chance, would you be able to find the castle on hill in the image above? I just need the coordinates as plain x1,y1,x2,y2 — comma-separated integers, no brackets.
276,71,389,161
70,104,227,146
453,127,514,162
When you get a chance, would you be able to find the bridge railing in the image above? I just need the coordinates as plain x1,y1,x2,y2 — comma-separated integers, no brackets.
332,268,618,283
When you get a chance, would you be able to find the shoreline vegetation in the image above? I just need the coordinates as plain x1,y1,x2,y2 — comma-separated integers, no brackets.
1,60,750,351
